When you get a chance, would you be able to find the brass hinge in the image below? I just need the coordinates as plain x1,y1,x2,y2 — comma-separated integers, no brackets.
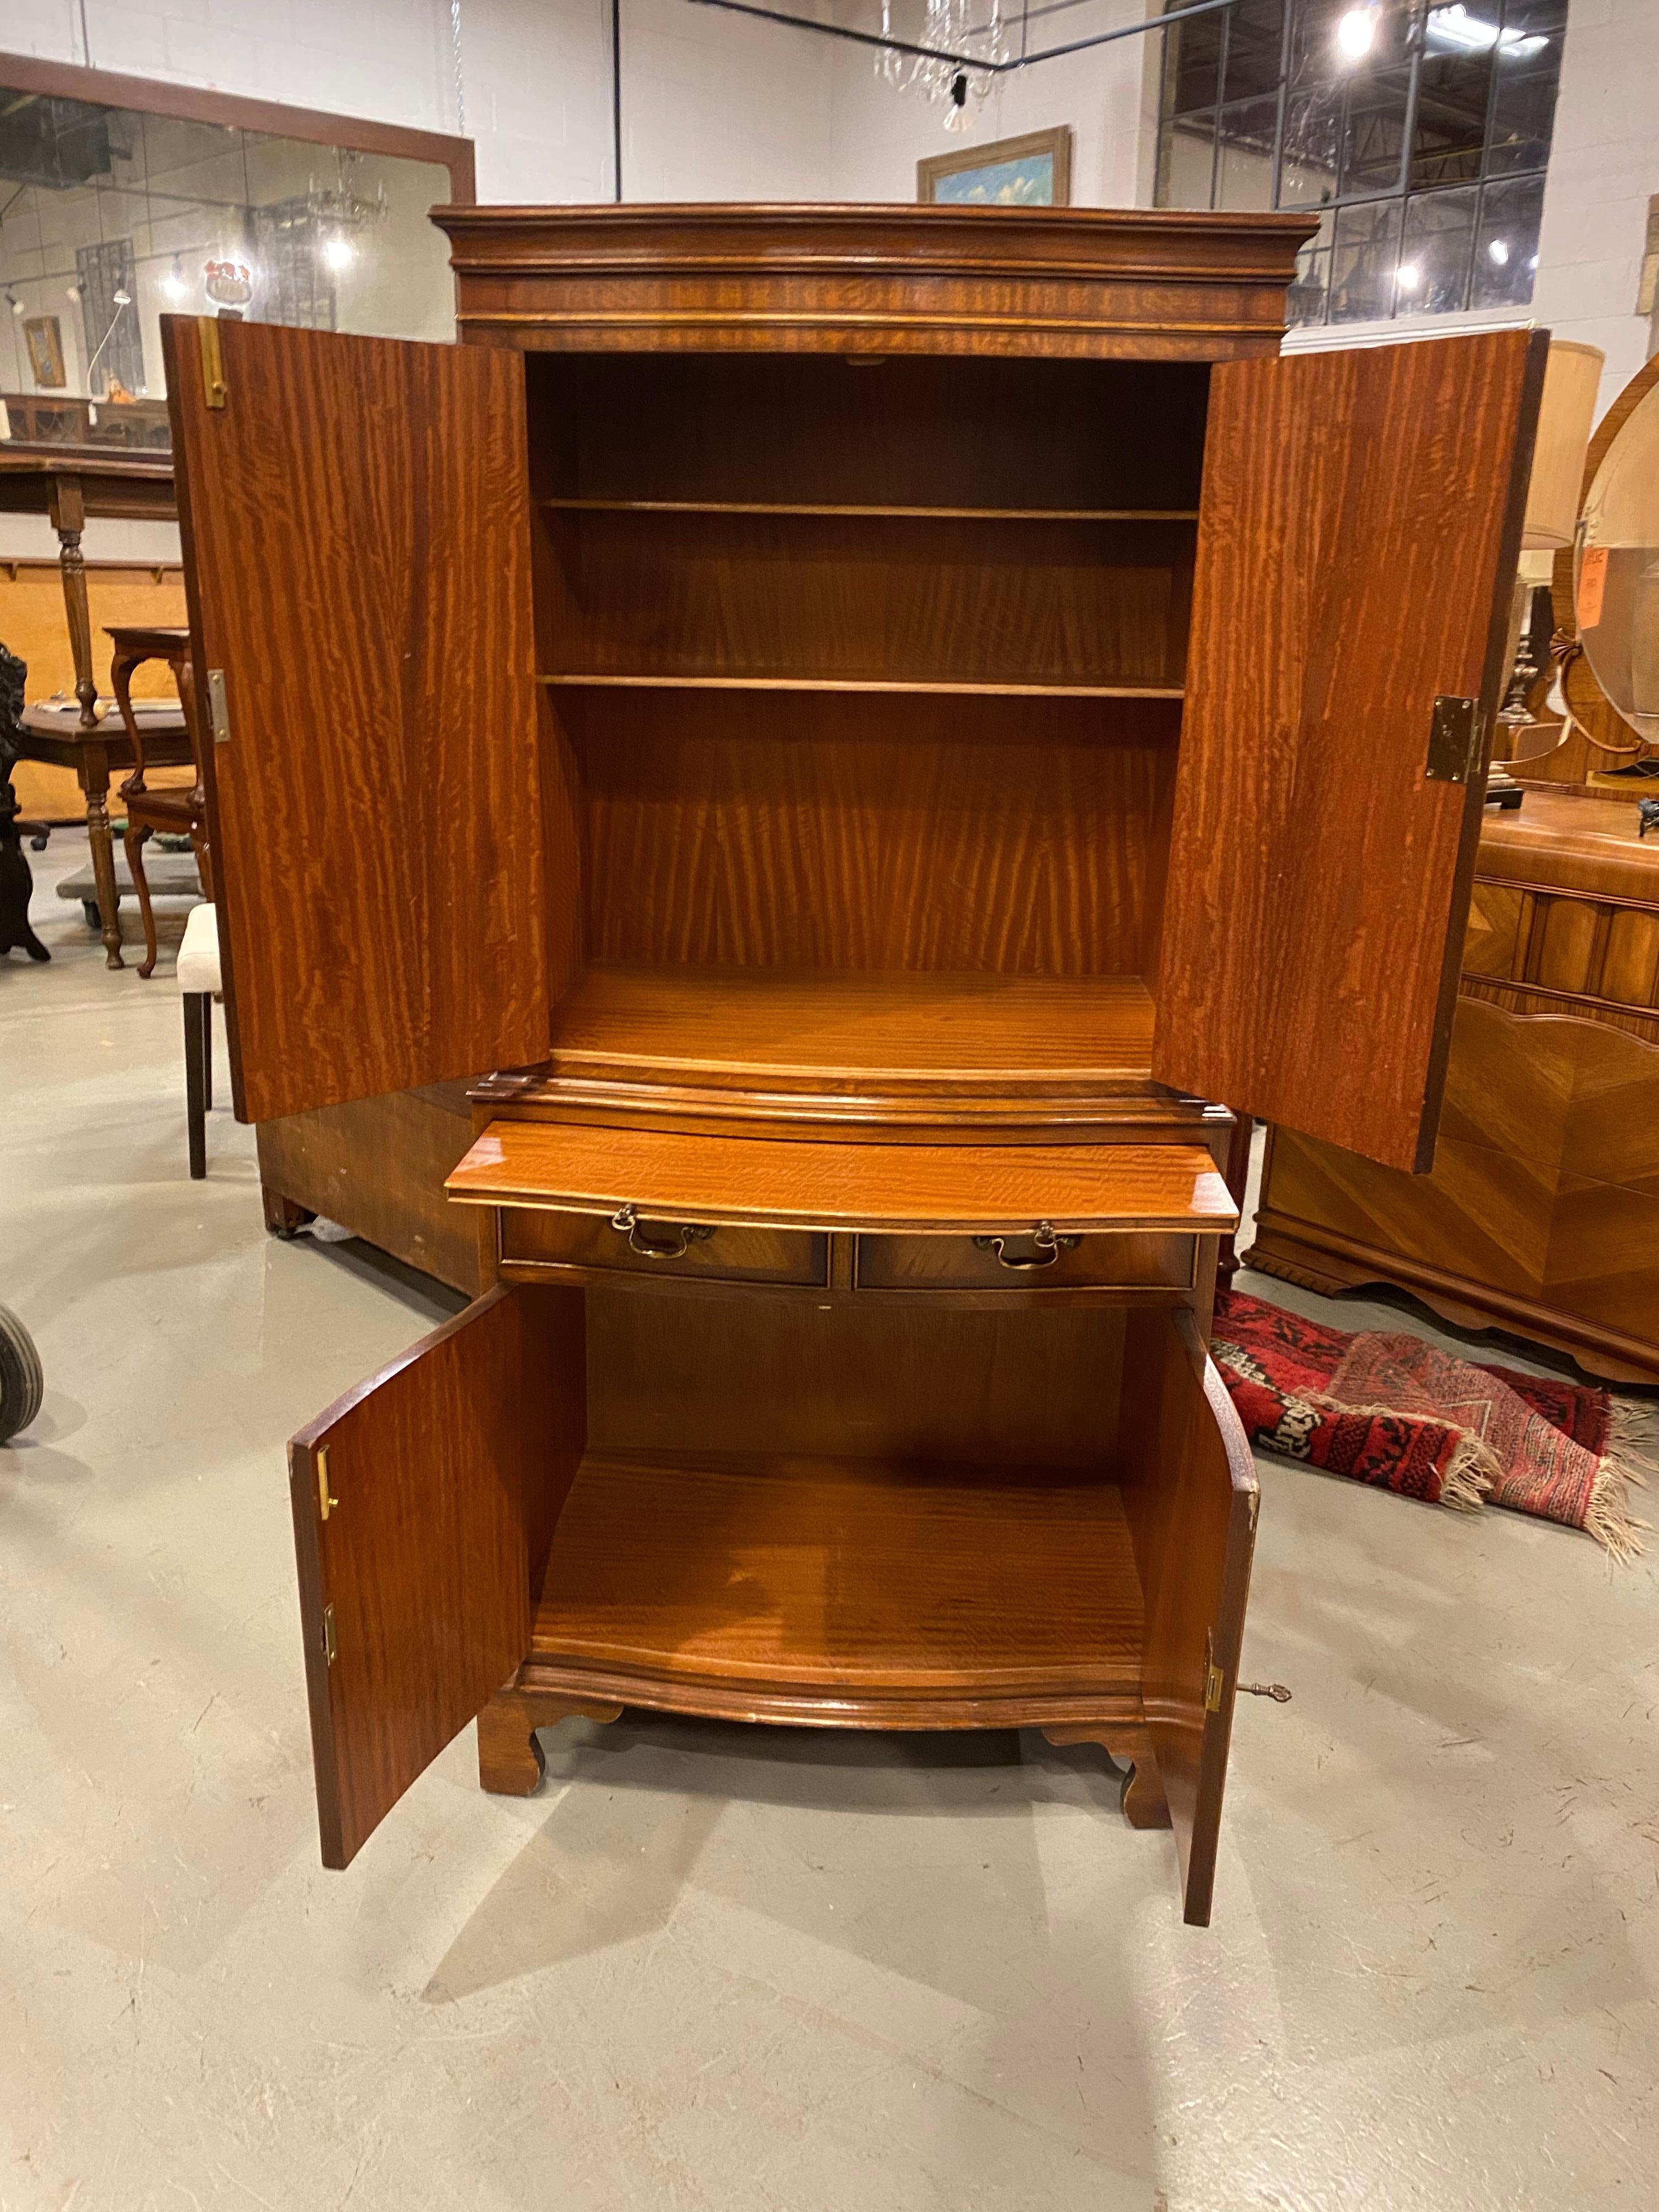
1425,695,1486,785
316,1443,337,1521
321,1604,337,1667
1203,1629,1224,1714
198,316,227,409
207,669,230,746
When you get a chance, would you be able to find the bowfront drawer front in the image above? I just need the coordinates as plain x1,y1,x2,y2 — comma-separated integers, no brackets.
498,1204,827,1286
855,1229,1198,1295
449,1120,1237,1298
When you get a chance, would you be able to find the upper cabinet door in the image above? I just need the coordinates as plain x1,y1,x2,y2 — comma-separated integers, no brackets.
1152,331,1547,1172
163,317,549,1122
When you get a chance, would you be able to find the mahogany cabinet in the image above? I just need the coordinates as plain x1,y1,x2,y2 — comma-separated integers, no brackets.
160,207,1543,1926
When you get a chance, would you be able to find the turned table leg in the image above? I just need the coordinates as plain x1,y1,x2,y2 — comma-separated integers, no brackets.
478,1686,623,1796
1041,1721,1171,1830
78,744,125,970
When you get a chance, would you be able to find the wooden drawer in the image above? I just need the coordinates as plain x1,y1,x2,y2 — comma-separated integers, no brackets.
855,1229,1198,1294
499,1204,828,1287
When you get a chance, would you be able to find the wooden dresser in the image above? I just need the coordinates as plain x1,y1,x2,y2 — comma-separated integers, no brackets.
1249,789,1659,1384
161,206,1542,1926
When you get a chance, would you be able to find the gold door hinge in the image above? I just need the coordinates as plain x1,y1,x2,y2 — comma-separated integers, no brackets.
321,1604,337,1667
207,669,230,746
1203,1630,1224,1714
198,316,226,408
316,1443,337,1520
1425,695,1485,785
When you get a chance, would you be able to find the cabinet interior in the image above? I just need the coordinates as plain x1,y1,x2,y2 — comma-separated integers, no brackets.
525,1291,1175,1696
524,352,1210,1098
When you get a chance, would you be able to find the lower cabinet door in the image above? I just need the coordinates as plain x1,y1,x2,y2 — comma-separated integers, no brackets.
1121,1308,1259,1927
288,1283,584,1867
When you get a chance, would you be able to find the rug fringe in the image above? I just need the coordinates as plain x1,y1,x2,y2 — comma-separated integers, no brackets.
1298,1389,1499,1510
1588,1398,1656,1559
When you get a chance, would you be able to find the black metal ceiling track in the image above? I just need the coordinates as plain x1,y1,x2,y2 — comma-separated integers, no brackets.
673,0,1234,78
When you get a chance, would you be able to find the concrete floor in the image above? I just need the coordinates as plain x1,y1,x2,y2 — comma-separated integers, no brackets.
4,843,1658,2212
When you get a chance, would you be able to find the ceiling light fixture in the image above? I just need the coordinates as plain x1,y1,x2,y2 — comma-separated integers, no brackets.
162,255,188,302
1426,5,1548,59
1487,238,1510,265
5,287,22,317
1396,262,1421,292
1335,7,1378,61
321,234,355,273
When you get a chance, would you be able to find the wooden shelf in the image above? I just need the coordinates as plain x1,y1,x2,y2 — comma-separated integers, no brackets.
539,498,1200,523
545,964,1160,1087
532,1450,1145,1694
539,674,1186,700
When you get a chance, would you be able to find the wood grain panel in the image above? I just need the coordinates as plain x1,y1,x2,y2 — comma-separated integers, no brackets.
532,1451,1143,1694
1117,1309,1257,1928
1248,996,1659,1383
1153,330,1545,1172
441,205,1313,364
1530,896,1602,995
448,1119,1237,1234
855,1231,1195,1293
1254,1124,1555,1297
498,1205,826,1286
255,1081,487,1296
1462,882,1524,980
1544,1177,1659,1339
539,509,1192,688
1599,910,1659,1012
287,1284,583,1867
527,352,1212,511
545,964,1158,1085
585,1290,1125,1470
565,687,1178,974
163,315,549,1122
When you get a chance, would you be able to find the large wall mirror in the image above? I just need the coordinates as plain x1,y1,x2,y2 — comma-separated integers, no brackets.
0,55,469,454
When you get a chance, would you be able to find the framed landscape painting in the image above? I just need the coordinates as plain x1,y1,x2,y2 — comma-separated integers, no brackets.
917,127,1073,208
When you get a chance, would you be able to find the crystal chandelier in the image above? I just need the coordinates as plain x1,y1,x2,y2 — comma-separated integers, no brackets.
877,0,1011,131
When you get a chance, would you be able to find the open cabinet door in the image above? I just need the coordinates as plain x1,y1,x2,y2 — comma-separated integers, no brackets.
289,1285,584,1868
1119,1310,1257,1928
1152,331,1547,1172
162,316,549,1122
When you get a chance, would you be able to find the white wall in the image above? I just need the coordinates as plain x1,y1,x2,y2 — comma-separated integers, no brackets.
1,0,1654,413
1531,0,1659,420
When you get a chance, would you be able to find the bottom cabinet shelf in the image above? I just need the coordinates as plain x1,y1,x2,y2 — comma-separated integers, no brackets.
528,1449,1145,1721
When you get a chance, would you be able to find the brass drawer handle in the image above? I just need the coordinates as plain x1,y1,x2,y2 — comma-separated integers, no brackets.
610,1203,715,1261
971,1222,1081,1272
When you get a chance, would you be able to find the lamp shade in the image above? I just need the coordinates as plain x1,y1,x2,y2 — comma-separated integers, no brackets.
1522,340,1604,550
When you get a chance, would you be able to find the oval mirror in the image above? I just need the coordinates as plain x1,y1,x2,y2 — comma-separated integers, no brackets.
1575,378,1659,744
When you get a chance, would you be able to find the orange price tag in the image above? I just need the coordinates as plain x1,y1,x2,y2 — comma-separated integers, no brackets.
1578,544,1608,629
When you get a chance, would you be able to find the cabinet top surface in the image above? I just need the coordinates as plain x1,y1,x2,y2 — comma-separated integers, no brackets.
1480,790,1659,895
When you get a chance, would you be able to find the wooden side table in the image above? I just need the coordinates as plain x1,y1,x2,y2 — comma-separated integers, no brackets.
0,445,177,965
1246,791,1659,1383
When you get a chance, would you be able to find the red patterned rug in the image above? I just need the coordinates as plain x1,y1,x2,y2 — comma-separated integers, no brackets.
1212,1290,1652,1559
